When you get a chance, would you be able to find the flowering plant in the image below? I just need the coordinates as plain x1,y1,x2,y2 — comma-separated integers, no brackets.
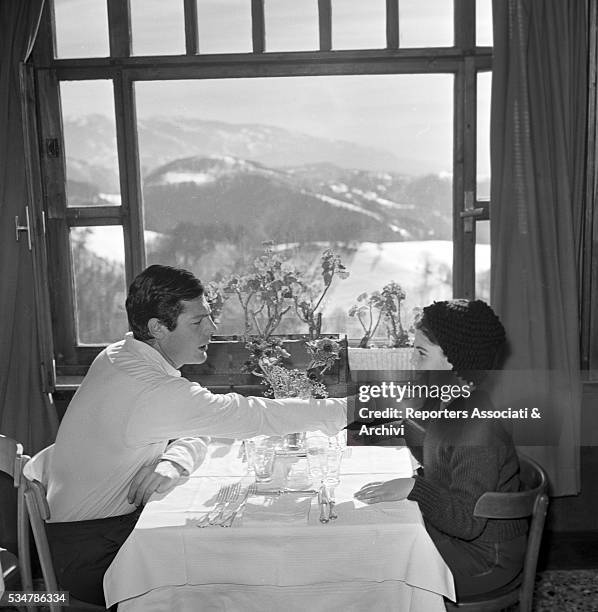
380,282,411,348
242,336,290,376
251,337,341,398
257,361,329,399
305,337,342,374
204,280,228,322
294,249,350,340
348,281,411,348
222,242,300,339
219,242,347,403
348,291,386,348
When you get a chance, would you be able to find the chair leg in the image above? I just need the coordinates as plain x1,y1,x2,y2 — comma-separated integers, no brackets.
16,486,37,612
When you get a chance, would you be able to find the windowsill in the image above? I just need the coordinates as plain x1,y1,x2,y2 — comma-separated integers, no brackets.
55,375,84,391
54,375,268,396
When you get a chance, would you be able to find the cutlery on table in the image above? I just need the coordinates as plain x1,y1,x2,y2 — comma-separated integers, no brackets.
219,483,258,527
210,482,243,525
318,486,329,524
198,482,241,528
251,488,318,496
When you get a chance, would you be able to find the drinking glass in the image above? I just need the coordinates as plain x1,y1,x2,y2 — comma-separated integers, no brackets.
245,437,276,483
305,433,344,486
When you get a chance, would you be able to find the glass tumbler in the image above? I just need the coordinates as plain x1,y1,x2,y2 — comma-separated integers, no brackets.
245,437,276,483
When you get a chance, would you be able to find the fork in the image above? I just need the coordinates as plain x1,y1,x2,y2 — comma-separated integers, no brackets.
219,482,258,528
208,481,242,526
198,482,241,527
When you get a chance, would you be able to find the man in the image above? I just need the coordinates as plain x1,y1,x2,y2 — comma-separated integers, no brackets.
47,264,348,605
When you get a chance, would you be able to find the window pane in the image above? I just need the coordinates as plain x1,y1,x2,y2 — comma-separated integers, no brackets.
60,81,121,207
198,0,252,54
265,0,318,52
331,0,385,50
475,220,490,301
130,0,185,56
70,226,128,344
53,0,109,58
400,0,453,48
477,71,491,200
135,75,452,342
476,0,493,46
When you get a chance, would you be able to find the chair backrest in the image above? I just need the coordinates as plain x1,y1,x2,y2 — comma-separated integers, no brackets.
22,445,62,611
21,445,105,611
0,435,33,593
471,454,549,612
22,445,53,521
0,434,24,484
473,454,547,519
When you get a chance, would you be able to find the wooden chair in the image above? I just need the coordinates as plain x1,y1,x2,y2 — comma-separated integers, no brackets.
1,546,20,589
445,454,549,612
22,445,106,612
0,435,33,595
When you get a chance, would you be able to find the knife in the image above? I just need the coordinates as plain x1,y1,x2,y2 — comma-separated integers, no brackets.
252,488,318,496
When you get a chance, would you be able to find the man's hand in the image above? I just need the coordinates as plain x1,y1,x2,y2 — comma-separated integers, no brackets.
127,460,186,507
354,477,415,504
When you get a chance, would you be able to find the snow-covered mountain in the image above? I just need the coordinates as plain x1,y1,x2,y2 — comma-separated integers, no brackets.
62,114,433,197
142,155,452,243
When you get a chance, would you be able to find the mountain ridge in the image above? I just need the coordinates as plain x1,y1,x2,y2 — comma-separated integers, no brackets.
63,113,436,194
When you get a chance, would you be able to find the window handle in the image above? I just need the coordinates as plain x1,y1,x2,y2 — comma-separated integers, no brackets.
15,205,32,250
459,207,486,219
460,195,489,232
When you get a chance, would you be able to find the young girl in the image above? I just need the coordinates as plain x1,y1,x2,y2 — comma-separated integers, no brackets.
355,299,528,598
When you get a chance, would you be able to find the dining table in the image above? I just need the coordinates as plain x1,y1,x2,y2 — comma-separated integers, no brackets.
103,437,455,611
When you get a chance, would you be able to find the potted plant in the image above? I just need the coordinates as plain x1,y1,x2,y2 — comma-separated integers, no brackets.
347,282,413,372
222,241,300,341
293,249,349,340
217,243,348,449
215,242,347,384
256,337,342,451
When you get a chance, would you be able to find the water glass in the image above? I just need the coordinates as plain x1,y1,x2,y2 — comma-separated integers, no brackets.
305,434,343,486
245,438,276,483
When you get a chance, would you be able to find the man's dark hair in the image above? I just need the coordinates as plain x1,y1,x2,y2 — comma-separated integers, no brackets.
125,265,204,341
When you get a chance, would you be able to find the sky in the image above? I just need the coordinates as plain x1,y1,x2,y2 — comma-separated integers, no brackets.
53,0,493,176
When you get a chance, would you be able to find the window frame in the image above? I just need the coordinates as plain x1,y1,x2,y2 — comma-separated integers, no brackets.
31,0,491,373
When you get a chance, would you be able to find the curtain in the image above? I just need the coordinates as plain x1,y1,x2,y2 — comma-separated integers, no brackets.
490,0,587,495
0,0,56,552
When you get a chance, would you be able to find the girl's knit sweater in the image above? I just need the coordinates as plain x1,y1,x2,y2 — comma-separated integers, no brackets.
406,390,528,543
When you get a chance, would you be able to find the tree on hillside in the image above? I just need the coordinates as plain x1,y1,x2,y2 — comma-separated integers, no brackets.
71,229,127,343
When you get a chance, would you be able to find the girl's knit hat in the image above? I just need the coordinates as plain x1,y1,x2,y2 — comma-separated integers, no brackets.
420,299,506,382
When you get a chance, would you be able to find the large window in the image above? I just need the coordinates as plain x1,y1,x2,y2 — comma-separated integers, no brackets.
34,0,492,369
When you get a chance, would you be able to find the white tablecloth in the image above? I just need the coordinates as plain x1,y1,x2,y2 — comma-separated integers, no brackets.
104,439,454,611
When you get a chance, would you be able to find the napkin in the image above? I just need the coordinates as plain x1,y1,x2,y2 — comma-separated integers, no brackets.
240,494,312,526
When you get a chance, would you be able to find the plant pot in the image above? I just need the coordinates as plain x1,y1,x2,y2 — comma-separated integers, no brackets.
347,347,414,372
183,335,346,392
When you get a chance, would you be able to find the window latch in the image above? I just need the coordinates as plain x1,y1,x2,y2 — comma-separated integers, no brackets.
460,194,489,232
15,205,32,250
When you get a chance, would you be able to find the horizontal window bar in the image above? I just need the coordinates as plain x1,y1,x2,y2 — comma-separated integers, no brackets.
65,206,123,225
43,45,493,72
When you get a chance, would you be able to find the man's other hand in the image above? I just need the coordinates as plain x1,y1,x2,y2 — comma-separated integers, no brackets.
127,460,185,506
